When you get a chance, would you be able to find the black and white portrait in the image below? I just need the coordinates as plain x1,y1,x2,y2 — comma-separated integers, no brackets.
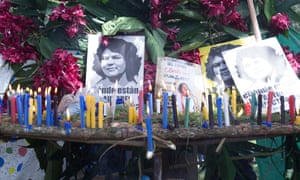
86,33,145,106
223,37,300,113
205,44,240,88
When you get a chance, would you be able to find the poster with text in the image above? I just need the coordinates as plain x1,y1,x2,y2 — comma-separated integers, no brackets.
86,33,145,108
222,37,300,113
155,57,205,112
199,36,255,94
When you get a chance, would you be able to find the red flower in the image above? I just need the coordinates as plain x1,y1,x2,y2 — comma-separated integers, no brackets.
33,49,82,93
270,13,290,35
282,46,300,75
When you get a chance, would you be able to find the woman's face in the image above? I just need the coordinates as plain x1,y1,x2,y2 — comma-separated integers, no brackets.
241,57,272,80
180,84,189,96
100,49,126,77
212,56,231,81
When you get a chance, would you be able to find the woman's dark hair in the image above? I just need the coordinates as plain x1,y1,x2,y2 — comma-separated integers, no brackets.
205,44,240,81
93,37,142,83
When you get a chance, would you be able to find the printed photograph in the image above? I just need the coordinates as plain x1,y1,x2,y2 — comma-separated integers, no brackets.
86,33,145,107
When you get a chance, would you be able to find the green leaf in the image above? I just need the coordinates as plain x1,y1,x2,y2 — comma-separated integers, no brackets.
168,40,206,57
39,36,58,59
102,17,145,36
218,148,236,180
79,0,114,21
275,0,300,12
171,9,205,21
221,26,250,39
144,28,166,64
264,0,275,22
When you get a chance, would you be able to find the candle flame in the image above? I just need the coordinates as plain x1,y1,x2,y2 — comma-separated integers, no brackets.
237,108,244,118
47,86,52,94
9,84,12,92
157,89,162,98
29,89,33,96
162,81,166,90
54,87,58,94
66,108,70,121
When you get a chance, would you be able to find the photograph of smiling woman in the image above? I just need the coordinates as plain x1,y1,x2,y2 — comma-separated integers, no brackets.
93,38,142,87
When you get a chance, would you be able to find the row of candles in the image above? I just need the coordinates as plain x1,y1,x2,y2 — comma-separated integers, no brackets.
2,83,300,158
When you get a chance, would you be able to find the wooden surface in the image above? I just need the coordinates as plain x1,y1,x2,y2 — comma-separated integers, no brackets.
1,116,299,148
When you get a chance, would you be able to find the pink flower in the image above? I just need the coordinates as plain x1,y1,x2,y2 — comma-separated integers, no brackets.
33,49,82,93
270,13,290,35
282,46,300,75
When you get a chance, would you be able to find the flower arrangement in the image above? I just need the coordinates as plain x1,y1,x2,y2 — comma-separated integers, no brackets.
0,0,300,178
0,0,299,95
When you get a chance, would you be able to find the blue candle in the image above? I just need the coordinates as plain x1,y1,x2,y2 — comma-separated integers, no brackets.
36,94,42,126
64,122,72,135
184,96,190,128
16,95,23,124
79,95,86,128
216,97,222,127
146,116,153,152
162,91,168,129
46,93,52,126
147,92,153,116
24,93,30,128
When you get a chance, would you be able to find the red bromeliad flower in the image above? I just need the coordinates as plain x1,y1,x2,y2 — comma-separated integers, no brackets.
144,60,157,94
270,13,290,35
0,2,38,64
173,42,201,64
199,0,248,32
49,3,86,38
282,46,300,76
33,49,82,93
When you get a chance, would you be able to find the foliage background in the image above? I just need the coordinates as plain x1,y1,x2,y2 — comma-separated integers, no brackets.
1,0,300,179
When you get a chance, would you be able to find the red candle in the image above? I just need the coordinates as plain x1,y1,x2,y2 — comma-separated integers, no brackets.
266,91,274,123
288,95,295,125
244,101,251,116
10,95,17,123
138,80,144,124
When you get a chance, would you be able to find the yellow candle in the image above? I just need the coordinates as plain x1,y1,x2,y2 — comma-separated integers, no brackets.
91,96,96,128
296,116,300,125
203,106,208,121
128,106,134,124
98,101,104,128
231,87,237,116
86,94,91,128
134,109,138,124
28,98,34,125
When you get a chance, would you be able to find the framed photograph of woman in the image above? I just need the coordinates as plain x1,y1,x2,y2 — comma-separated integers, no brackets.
199,36,255,93
222,37,300,113
86,33,145,107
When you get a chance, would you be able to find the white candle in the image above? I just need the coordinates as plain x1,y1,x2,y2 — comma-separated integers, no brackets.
223,93,230,126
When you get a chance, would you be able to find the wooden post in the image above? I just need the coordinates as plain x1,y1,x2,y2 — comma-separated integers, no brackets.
247,0,262,41
153,152,162,180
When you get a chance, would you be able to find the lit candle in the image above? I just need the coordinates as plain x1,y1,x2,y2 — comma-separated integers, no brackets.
288,95,295,125
98,101,104,128
79,88,86,128
24,91,30,127
156,90,161,114
45,87,52,126
208,92,214,128
138,80,144,124
91,95,96,128
64,108,72,135
162,90,168,129
128,96,134,124
16,94,23,124
223,92,230,127
257,94,262,125
86,94,91,128
146,111,153,159
28,97,34,126
53,87,58,126
147,80,153,116
10,95,17,124
231,86,237,116
36,88,42,127
216,97,222,127
280,96,285,124
184,91,191,128
266,91,274,123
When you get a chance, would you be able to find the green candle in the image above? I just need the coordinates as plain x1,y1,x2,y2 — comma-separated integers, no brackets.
184,96,190,128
